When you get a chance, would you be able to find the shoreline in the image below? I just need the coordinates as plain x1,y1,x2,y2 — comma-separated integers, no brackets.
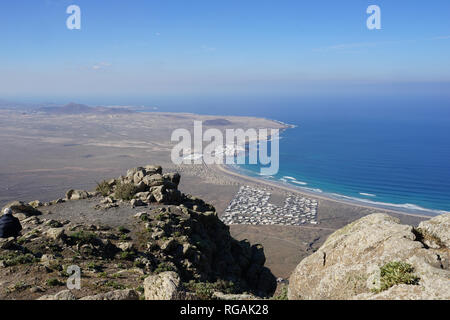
215,163,434,220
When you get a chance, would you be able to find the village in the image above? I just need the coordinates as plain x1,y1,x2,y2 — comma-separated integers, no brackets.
221,185,318,226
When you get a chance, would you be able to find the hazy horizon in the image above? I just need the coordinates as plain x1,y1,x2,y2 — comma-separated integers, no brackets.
1,0,449,101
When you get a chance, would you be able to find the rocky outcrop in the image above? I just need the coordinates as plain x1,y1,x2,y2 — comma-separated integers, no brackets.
0,165,276,300
96,166,183,207
141,205,276,297
288,213,450,300
416,215,450,249
2,201,41,218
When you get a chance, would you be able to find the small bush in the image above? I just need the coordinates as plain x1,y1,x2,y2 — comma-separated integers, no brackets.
153,262,176,274
375,261,420,292
0,252,38,267
96,180,113,197
185,280,236,300
272,286,288,300
13,281,30,292
119,250,136,261
104,281,125,290
118,226,130,234
69,231,98,245
136,286,144,293
114,182,137,201
47,278,64,287
86,261,103,272
119,234,130,241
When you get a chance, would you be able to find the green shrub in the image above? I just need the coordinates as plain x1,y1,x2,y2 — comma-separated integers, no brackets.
272,286,288,300
375,261,420,292
118,226,130,234
136,286,144,293
185,280,236,300
86,261,103,272
13,281,30,292
114,182,137,201
104,281,125,290
153,262,176,274
69,231,98,245
96,180,114,196
0,252,38,267
46,278,64,287
119,250,136,261
119,234,130,241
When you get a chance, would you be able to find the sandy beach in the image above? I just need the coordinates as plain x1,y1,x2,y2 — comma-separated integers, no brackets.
215,164,433,220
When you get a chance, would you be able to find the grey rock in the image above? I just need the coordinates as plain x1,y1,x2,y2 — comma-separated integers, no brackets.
66,190,90,200
144,271,184,300
288,213,450,300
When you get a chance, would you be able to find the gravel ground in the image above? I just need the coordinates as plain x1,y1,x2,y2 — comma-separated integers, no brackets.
39,196,163,228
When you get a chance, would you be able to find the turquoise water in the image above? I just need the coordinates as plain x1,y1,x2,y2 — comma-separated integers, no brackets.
143,95,450,215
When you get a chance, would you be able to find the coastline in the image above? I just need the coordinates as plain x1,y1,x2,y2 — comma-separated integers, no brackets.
215,163,434,220
216,113,447,218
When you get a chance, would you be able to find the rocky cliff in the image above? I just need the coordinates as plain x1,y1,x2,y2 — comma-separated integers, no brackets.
288,213,450,300
0,165,276,300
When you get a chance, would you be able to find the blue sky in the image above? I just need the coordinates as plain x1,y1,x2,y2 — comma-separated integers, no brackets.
1,0,449,102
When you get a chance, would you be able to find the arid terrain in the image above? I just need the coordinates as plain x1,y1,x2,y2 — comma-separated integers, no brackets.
0,109,428,279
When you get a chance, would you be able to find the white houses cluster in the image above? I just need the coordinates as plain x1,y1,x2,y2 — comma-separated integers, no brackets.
221,186,318,226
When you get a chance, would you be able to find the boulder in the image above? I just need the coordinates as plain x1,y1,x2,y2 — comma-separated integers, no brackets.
133,170,147,185
130,199,146,208
66,190,90,200
40,254,58,268
134,212,148,220
142,174,165,187
151,186,181,204
143,271,184,300
145,165,162,175
80,289,139,300
44,228,66,241
117,242,134,252
134,181,148,193
126,167,145,180
28,200,43,208
134,192,151,201
288,213,450,300
163,172,181,188
51,199,65,205
417,214,450,249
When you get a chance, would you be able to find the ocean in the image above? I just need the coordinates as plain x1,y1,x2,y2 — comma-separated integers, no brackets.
143,94,450,215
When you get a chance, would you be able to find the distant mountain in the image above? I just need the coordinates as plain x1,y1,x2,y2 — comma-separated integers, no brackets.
0,99,34,110
36,102,135,115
